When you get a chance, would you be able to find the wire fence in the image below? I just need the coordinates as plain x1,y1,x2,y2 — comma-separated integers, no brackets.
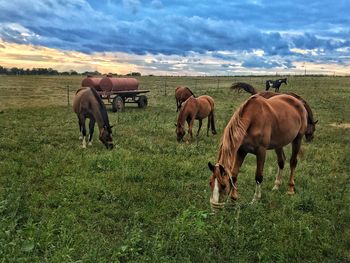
0,75,344,109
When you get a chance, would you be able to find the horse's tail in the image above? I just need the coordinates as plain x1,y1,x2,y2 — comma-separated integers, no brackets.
231,82,258,95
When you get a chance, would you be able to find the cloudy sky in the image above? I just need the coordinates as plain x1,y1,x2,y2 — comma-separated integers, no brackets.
0,0,349,75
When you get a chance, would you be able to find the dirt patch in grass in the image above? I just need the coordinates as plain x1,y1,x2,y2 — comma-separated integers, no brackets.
330,122,350,129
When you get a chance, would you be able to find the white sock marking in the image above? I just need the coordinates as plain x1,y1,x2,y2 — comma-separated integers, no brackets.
82,136,87,148
212,178,220,204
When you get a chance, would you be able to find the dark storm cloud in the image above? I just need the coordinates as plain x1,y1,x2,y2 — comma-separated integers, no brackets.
0,0,350,69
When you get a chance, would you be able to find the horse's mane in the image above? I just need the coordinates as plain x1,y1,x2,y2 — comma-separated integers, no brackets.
285,92,314,124
185,87,195,97
89,87,111,128
218,98,252,169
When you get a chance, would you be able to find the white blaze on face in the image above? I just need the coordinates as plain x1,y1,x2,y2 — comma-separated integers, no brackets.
212,178,220,203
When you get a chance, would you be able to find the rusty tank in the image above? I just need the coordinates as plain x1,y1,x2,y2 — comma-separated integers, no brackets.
99,77,139,92
81,76,102,91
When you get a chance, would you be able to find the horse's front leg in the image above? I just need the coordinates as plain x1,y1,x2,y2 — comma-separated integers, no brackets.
252,147,266,203
230,149,247,201
187,118,195,140
288,135,302,195
272,148,286,190
79,114,87,148
88,117,95,146
196,119,202,137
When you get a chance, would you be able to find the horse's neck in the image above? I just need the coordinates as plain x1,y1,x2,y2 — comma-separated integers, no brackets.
91,100,107,129
177,105,189,125
217,147,235,176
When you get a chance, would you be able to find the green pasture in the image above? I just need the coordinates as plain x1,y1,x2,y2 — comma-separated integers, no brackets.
0,75,349,262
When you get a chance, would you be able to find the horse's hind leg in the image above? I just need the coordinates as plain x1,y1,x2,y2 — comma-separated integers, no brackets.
210,111,217,135
288,135,302,195
79,114,87,148
78,117,83,140
252,147,266,203
88,117,95,146
196,119,203,137
272,148,286,190
207,115,211,136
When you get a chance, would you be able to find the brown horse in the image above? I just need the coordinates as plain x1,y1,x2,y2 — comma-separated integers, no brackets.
208,94,309,211
175,86,195,112
176,95,217,142
73,87,114,149
231,82,317,141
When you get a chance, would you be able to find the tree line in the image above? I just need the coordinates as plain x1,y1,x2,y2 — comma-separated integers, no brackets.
0,65,103,76
0,65,142,76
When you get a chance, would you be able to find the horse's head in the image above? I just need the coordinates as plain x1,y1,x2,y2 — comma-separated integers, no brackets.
305,120,318,142
175,123,185,142
208,162,235,211
100,125,114,149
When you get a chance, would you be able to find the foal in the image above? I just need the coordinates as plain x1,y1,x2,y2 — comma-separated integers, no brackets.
176,95,216,142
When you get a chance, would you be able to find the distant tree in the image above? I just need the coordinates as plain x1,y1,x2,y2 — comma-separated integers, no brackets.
127,72,141,76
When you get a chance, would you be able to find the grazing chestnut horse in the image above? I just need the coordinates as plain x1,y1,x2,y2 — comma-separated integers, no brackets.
231,82,317,141
175,86,195,112
176,95,217,142
208,94,310,211
73,87,114,149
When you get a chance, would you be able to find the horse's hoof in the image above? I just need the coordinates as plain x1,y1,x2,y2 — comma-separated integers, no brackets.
79,136,83,140
88,142,92,146
272,185,279,191
185,140,190,144
287,190,295,195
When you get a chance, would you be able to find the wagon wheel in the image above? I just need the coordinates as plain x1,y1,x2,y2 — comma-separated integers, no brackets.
138,95,148,108
112,96,124,112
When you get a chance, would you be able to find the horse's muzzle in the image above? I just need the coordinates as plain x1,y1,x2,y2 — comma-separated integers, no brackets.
210,198,225,212
105,142,114,149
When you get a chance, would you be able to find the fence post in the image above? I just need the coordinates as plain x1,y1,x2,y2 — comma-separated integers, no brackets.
217,78,220,89
164,77,167,96
67,85,70,106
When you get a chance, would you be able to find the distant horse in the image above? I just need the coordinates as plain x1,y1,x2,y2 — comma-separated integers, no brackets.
175,86,195,112
266,78,287,92
208,94,309,211
175,95,217,142
73,87,114,149
231,82,317,141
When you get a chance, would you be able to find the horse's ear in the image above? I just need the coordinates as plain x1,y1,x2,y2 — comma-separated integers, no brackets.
110,125,114,128
219,164,225,175
208,162,215,172
313,120,318,124
174,123,177,127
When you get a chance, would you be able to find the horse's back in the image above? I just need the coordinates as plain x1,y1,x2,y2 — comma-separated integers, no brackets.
195,95,214,118
242,95,307,148
266,95,308,141
73,87,92,114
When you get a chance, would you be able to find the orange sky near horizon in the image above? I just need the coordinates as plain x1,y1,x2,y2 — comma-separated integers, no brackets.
1,40,349,76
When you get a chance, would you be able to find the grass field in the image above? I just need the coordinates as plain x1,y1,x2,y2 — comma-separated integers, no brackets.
0,75,349,262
